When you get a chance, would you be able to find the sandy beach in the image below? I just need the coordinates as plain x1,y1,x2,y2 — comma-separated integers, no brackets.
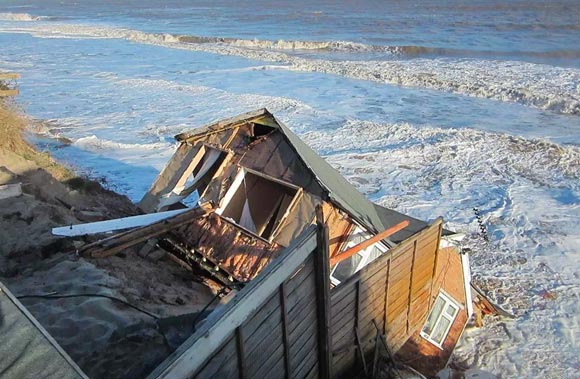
0,100,220,378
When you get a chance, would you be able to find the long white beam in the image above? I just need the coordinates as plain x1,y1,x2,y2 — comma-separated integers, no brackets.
52,208,190,237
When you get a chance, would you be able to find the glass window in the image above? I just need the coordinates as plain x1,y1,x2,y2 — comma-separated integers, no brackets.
420,292,460,348
330,226,389,285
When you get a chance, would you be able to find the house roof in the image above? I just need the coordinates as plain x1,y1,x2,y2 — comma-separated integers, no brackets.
176,108,431,244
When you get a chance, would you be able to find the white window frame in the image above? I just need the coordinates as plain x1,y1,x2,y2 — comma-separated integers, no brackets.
420,291,460,349
330,224,389,286
216,167,302,242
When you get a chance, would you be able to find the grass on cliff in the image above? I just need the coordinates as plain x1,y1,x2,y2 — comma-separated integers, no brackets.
0,99,74,181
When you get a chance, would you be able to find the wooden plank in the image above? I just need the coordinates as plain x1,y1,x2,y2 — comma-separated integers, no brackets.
405,241,418,334
387,277,412,299
287,296,317,333
412,255,436,272
0,183,22,200
386,297,410,323
383,259,391,334
359,296,386,324
359,305,387,332
244,312,282,357
289,321,318,370
314,206,332,379
80,206,210,258
387,291,410,313
330,220,409,265
52,208,189,237
331,319,355,348
288,300,317,337
285,270,316,314
413,265,433,282
148,226,317,379
284,258,314,295
196,336,237,379
242,293,279,339
331,294,357,323
253,347,285,379
280,284,290,379
354,281,362,371
356,264,389,291
247,335,284,377
428,222,443,308
306,361,319,379
359,280,387,307
389,258,413,278
236,328,247,379
331,300,356,332
293,348,319,379
332,348,356,379
331,283,357,312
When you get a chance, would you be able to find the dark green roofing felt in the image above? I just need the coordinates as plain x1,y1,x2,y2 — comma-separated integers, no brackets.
0,282,87,379
276,116,429,244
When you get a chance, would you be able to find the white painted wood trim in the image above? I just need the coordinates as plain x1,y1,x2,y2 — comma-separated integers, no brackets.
147,226,318,379
461,252,474,318
52,208,190,237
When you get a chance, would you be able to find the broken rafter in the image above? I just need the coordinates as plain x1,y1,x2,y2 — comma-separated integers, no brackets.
329,220,410,266
78,206,211,258
52,208,190,237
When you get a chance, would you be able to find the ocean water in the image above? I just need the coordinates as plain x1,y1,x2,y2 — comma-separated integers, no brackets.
0,1,578,377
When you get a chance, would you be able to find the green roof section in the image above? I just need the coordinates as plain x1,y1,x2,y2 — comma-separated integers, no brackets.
0,282,88,379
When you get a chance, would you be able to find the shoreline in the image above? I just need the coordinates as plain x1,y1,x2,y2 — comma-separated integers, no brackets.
0,100,219,378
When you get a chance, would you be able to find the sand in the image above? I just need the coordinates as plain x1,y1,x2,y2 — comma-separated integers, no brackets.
0,100,219,379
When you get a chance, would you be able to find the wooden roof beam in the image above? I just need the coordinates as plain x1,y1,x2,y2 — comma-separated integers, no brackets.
330,220,410,266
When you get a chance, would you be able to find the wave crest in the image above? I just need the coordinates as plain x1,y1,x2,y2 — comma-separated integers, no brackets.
0,12,51,21
1,20,579,115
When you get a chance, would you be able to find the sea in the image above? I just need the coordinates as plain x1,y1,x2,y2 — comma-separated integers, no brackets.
0,1,578,377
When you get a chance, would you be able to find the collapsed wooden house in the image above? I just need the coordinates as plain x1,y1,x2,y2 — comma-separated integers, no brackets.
57,109,503,378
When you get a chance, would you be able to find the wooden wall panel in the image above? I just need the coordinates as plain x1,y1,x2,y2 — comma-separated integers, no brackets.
285,257,319,378
321,202,353,258
195,336,239,379
329,220,444,378
395,245,468,378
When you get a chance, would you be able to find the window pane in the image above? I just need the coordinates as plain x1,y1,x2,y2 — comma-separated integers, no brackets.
431,316,451,344
445,304,457,317
422,296,445,335
332,253,363,282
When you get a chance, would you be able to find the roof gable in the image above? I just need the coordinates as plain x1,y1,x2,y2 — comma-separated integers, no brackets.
176,108,429,241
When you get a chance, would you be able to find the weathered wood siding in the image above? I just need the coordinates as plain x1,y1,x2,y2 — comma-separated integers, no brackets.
192,256,321,379
394,246,468,378
329,219,443,378
150,219,455,379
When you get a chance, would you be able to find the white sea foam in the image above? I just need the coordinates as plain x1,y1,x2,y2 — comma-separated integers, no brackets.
72,135,167,151
0,12,50,22
301,119,580,377
1,20,578,115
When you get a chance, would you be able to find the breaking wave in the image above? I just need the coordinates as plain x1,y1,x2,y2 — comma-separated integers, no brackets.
72,135,167,151
0,12,53,22
1,18,579,115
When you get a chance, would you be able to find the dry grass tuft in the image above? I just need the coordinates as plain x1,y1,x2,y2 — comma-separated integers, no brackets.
0,99,73,180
